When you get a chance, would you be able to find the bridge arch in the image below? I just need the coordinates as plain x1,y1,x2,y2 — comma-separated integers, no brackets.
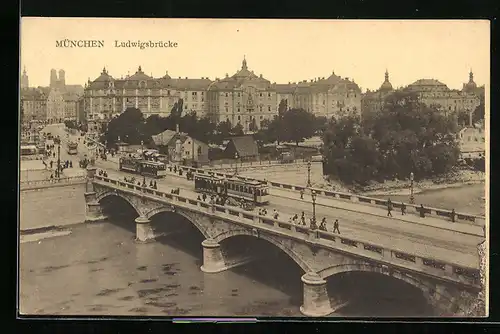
145,207,211,240
318,263,459,314
213,229,314,273
97,191,142,217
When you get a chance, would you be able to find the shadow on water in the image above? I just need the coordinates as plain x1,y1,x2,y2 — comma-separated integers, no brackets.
327,272,435,317
100,196,139,234
150,212,205,265
221,236,303,307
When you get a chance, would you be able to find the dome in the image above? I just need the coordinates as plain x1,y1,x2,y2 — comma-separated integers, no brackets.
379,70,393,91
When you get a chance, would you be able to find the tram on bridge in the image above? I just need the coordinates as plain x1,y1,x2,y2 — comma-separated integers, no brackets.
119,155,167,178
194,173,270,207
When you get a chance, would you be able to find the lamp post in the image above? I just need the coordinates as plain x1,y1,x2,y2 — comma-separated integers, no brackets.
409,172,415,204
310,190,317,229
234,152,239,175
306,160,312,187
56,142,61,178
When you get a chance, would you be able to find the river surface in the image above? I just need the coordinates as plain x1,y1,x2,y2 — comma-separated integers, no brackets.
19,203,434,317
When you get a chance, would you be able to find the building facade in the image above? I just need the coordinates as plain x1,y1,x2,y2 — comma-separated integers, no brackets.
83,66,212,123
361,70,395,116
20,68,84,122
83,58,363,133
20,87,47,121
361,70,483,118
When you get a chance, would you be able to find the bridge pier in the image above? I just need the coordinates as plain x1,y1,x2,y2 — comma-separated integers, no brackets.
200,239,226,273
300,272,333,317
84,192,107,222
135,216,155,243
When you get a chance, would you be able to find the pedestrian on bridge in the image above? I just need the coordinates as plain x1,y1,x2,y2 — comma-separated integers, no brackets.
419,204,426,218
401,202,406,215
451,209,456,222
387,198,393,217
300,211,306,225
333,219,340,234
300,189,304,199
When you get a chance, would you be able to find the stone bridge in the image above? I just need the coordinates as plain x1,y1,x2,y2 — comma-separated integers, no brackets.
83,168,483,317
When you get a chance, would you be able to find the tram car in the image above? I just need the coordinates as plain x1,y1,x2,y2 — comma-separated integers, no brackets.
119,156,167,178
193,173,270,207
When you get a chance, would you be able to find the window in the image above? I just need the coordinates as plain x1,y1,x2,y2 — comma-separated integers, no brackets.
268,106,271,111
238,93,240,97
268,93,271,97
260,116,263,119
237,108,240,112
225,93,228,97
192,92,197,96
238,116,241,120
259,93,262,97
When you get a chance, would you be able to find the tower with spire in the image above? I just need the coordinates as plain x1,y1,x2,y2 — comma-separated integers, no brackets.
379,69,393,92
242,56,247,70
21,66,29,89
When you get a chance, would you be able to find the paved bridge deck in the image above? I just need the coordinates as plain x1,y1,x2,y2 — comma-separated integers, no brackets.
95,170,482,270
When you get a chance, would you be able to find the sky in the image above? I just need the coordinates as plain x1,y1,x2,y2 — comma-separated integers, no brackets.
20,18,490,92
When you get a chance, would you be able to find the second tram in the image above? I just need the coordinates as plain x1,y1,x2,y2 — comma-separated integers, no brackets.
194,173,270,206
119,156,167,178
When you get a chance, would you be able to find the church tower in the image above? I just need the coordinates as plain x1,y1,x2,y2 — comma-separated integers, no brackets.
20,66,29,89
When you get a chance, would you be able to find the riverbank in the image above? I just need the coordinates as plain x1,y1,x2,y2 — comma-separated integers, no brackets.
321,169,485,196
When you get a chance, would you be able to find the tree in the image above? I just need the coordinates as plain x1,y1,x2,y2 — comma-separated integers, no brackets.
170,98,183,120
473,102,485,124
313,115,328,134
323,90,460,185
249,118,258,132
278,99,288,119
281,108,316,146
231,123,244,136
103,107,150,146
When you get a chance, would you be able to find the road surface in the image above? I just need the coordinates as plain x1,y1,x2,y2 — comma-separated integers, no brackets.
45,124,482,269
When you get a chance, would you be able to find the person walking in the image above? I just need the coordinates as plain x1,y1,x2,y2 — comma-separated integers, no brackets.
333,219,340,234
419,204,426,218
451,209,456,223
387,198,393,217
300,211,306,225
401,202,406,215
300,189,304,200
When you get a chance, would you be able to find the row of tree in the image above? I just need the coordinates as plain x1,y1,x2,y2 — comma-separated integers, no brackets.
101,98,324,148
322,91,464,186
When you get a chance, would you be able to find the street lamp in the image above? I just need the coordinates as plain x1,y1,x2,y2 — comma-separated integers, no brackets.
409,172,415,204
310,190,317,230
234,152,239,175
56,143,61,178
306,160,312,187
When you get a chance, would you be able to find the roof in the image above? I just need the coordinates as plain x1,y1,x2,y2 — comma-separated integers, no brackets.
151,129,177,146
128,66,152,81
87,66,213,91
226,135,259,157
151,130,190,147
20,87,46,99
408,79,448,87
65,85,84,95
208,58,271,91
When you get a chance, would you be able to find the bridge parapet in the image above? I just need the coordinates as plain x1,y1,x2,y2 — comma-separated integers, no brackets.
20,175,86,190
92,175,481,289
164,164,486,226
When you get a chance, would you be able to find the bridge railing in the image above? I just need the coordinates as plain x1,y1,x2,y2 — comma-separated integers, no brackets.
164,164,486,226
94,175,481,289
20,175,86,190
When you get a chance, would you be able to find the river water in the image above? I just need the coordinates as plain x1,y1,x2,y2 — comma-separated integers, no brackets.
19,197,435,317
